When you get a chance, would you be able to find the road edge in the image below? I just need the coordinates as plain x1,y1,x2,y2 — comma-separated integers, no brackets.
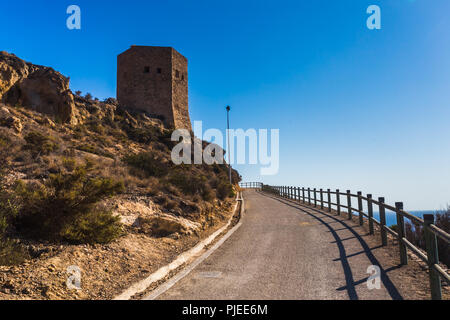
113,192,244,300
144,193,245,300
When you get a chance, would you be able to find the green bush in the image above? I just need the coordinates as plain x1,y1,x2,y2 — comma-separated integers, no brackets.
86,120,106,135
0,197,19,238
0,239,30,266
0,135,17,239
0,137,29,266
124,125,161,144
167,171,206,195
216,182,234,200
13,164,124,243
61,209,122,244
201,184,214,202
123,152,169,177
23,131,58,156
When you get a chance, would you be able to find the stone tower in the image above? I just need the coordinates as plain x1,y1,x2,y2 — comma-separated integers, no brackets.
117,46,191,130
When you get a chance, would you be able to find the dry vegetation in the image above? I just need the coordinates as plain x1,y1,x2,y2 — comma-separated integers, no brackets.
0,96,240,275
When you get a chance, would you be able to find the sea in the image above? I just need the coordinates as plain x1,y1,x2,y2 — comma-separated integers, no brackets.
371,210,438,227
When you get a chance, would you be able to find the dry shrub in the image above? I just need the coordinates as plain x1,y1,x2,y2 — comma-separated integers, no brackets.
0,239,30,266
122,152,169,178
13,164,124,244
23,131,59,156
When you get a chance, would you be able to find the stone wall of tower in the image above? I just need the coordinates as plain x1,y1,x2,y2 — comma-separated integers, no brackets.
171,49,190,130
117,46,191,130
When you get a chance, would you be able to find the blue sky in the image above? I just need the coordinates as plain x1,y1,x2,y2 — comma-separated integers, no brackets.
1,0,449,210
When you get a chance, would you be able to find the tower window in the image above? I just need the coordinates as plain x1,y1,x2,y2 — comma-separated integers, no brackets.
175,70,180,78
181,74,185,80
157,68,162,74
144,66,150,73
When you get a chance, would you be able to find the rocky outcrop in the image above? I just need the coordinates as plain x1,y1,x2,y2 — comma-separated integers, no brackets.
0,104,22,133
0,52,32,97
137,215,200,237
0,52,77,124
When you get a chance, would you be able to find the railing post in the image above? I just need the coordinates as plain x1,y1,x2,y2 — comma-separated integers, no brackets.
297,187,300,202
313,188,317,207
308,188,311,205
378,197,387,246
320,189,324,210
423,214,442,300
395,202,408,265
327,189,331,212
290,186,293,199
357,192,363,226
347,190,352,220
302,188,305,204
336,189,340,215
367,194,374,234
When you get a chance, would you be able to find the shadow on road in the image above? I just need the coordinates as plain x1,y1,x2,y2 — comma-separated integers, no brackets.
259,192,404,300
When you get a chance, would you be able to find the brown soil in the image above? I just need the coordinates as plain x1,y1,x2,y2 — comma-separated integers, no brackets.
0,200,236,300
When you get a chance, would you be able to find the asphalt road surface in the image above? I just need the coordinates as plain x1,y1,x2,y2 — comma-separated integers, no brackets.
153,190,409,300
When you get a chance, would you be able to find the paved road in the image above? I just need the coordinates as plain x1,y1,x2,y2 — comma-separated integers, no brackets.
153,190,407,300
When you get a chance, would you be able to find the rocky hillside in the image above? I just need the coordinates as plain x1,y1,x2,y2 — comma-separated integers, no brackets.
0,52,240,299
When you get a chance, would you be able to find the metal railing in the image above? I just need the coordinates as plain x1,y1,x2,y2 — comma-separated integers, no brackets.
243,182,449,300
239,182,263,190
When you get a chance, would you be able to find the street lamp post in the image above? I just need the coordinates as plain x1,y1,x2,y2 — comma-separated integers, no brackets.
226,105,232,184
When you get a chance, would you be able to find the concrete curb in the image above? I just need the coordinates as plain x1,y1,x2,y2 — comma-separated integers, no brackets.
144,194,245,300
113,193,244,300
